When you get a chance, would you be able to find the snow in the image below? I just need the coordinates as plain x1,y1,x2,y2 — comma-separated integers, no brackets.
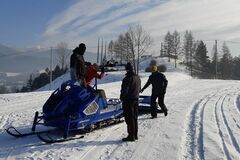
0,57,240,160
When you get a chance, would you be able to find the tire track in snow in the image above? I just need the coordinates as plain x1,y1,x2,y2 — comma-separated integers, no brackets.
179,94,212,160
0,114,11,132
82,113,162,160
232,93,240,129
0,96,10,103
220,94,240,154
80,114,153,160
214,94,232,160
0,92,51,114
77,122,125,160
128,118,162,160
180,88,240,160
234,94,240,114
102,102,177,160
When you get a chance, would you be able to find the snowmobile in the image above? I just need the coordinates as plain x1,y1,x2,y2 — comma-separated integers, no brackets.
138,95,164,113
6,80,123,143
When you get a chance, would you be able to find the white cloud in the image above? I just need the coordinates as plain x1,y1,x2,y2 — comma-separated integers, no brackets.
40,0,240,56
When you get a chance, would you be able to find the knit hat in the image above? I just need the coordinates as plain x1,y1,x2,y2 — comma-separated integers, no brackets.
151,65,158,72
78,43,86,55
125,62,133,72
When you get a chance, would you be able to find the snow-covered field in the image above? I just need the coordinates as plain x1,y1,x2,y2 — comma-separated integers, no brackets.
0,58,240,160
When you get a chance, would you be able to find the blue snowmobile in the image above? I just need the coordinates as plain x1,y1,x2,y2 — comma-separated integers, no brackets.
6,80,123,143
138,96,165,114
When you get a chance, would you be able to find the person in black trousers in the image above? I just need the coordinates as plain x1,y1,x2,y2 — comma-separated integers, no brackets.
70,43,87,86
140,65,168,118
120,63,141,142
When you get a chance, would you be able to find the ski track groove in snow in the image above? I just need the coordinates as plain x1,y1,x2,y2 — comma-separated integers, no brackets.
180,93,213,160
234,94,240,114
214,93,232,160
127,116,163,160
79,113,156,160
220,93,240,155
78,123,125,160
0,114,12,133
179,87,240,160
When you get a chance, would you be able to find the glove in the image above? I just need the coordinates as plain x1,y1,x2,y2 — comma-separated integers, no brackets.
101,66,105,73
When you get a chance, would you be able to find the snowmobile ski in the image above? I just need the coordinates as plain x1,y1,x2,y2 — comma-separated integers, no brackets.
37,133,84,144
6,126,52,138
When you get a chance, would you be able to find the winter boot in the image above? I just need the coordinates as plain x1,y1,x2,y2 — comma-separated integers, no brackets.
122,136,135,142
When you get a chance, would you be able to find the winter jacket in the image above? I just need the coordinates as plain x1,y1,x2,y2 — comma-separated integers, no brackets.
70,51,86,80
120,71,141,102
85,65,104,85
142,71,168,95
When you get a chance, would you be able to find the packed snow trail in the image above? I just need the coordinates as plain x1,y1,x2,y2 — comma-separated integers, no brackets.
0,72,240,160
180,87,240,160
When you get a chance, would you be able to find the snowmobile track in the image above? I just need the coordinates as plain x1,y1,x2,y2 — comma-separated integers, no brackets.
180,87,240,160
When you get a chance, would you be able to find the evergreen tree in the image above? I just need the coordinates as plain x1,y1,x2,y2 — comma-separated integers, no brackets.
0,85,7,94
31,72,49,90
53,65,61,79
211,41,219,78
194,41,210,78
26,74,33,91
219,42,233,79
183,30,196,76
232,56,240,79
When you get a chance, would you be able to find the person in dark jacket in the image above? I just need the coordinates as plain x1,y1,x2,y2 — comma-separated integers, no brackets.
140,65,168,118
120,62,141,142
70,43,86,86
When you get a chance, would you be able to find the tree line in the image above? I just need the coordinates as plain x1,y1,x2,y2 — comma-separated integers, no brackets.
107,27,240,80
160,30,240,79
20,65,67,92
1,25,240,94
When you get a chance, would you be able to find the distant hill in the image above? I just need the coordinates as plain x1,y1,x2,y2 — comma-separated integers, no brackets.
0,43,98,90
0,43,98,73
0,44,20,56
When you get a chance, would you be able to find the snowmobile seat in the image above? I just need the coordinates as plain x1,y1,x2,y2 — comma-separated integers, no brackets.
95,89,108,108
96,89,106,99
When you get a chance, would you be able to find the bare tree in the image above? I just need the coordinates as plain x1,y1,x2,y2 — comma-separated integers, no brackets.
183,30,194,66
172,30,181,68
164,31,174,62
127,24,153,74
56,42,68,70
108,40,114,60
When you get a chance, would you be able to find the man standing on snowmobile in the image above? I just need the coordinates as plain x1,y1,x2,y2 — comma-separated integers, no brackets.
140,65,168,118
70,43,87,86
120,62,141,142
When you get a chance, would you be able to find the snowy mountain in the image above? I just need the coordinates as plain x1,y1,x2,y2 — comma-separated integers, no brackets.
0,57,240,159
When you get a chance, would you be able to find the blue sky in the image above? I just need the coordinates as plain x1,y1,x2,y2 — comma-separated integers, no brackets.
0,0,75,47
1,0,240,56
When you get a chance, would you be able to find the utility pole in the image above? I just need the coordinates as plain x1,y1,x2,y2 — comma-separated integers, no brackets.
215,40,218,79
101,38,103,65
104,40,107,64
160,42,163,57
97,38,99,64
50,47,53,90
